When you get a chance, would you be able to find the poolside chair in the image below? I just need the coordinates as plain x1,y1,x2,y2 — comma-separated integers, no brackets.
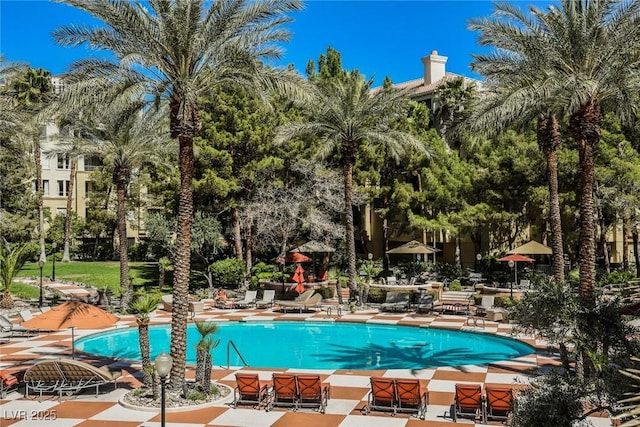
380,292,411,312
452,383,484,423
234,290,257,308
296,375,330,414
475,295,494,317
395,379,428,420
255,289,276,309
0,313,38,339
267,373,299,411
232,373,272,409
19,310,35,323
364,377,396,415
0,370,19,398
278,293,323,313
416,294,434,314
161,294,173,311
485,385,514,423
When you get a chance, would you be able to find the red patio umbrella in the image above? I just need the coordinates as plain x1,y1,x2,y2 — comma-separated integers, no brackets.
275,252,313,264
293,265,306,294
498,254,534,298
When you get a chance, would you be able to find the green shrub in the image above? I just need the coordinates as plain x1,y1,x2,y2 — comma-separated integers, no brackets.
315,287,335,299
367,288,386,304
209,258,245,288
449,280,462,291
187,389,207,401
495,295,516,308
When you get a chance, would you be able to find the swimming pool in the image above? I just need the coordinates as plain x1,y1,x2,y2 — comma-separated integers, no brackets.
76,321,534,370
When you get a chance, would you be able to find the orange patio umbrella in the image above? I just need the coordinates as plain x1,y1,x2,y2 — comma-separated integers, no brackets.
293,265,306,294
276,252,313,264
22,301,119,358
498,254,535,298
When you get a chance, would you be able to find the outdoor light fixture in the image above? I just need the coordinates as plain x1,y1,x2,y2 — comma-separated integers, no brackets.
155,352,173,427
507,260,516,299
38,255,46,308
51,242,57,282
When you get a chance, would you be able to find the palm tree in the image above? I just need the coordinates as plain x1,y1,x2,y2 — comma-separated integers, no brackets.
157,257,173,291
54,0,303,389
129,293,161,391
470,0,640,302
11,67,52,263
469,4,566,283
0,58,26,134
274,71,429,299
0,243,29,308
90,102,172,311
194,321,220,393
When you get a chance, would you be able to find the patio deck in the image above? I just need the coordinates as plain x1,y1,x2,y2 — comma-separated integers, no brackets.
0,299,615,427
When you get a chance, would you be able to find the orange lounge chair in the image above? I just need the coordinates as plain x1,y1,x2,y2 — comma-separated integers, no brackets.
453,383,484,423
364,377,396,415
395,379,429,420
485,385,514,422
0,371,18,398
232,373,272,409
267,373,298,411
296,375,330,414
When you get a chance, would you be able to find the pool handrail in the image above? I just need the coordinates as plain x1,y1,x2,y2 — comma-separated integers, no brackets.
227,340,249,369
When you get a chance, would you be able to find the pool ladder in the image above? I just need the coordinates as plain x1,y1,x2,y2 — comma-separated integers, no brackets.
227,340,249,369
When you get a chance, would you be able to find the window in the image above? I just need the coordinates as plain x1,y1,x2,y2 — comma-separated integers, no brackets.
41,155,50,170
57,180,69,196
84,155,102,171
85,181,95,196
42,180,49,196
57,155,70,170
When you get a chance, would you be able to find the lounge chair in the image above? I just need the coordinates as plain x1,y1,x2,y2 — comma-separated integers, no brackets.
0,370,19,397
255,289,276,309
452,383,484,423
475,295,495,317
485,385,514,423
364,377,396,415
19,310,35,322
296,375,330,414
232,373,272,409
267,373,299,411
0,313,38,339
395,379,428,420
161,294,173,312
380,292,411,312
278,293,323,313
234,290,258,308
416,294,434,314
24,358,121,398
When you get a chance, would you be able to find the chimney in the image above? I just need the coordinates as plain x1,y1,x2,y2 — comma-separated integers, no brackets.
421,50,448,85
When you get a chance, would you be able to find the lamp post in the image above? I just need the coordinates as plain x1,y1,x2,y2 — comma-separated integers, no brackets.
38,255,45,308
508,260,515,299
51,242,57,282
155,352,173,427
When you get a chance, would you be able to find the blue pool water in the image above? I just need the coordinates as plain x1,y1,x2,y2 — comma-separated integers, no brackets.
75,322,534,370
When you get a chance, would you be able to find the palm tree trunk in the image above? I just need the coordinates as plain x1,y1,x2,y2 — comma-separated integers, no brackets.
245,215,253,277
623,209,631,271
137,320,153,389
232,207,243,260
569,101,601,305
116,180,131,310
62,159,76,262
633,224,640,277
35,136,46,262
169,133,194,391
539,115,565,282
343,161,357,300
598,209,610,274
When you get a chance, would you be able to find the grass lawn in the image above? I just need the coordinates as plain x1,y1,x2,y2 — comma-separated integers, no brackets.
16,261,161,295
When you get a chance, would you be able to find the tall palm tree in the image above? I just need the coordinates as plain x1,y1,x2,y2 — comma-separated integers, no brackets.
0,243,29,308
469,4,566,283
194,321,219,392
91,103,173,311
275,71,429,299
0,58,26,134
11,67,52,263
53,0,302,389
470,0,640,302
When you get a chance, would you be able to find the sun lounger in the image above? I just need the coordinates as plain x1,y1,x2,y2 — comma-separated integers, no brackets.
232,373,273,409
267,373,299,411
0,313,38,339
364,377,396,415
380,292,411,312
161,294,173,311
416,294,434,313
364,377,428,419
278,293,323,313
474,295,494,316
255,289,276,308
234,290,258,308
23,358,121,398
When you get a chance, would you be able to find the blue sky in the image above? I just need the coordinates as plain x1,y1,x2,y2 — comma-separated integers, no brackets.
0,0,554,86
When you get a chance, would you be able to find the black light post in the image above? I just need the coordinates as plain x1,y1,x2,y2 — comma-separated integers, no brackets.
508,260,515,300
38,256,45,308
51,242,57,282
155,352,173,427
